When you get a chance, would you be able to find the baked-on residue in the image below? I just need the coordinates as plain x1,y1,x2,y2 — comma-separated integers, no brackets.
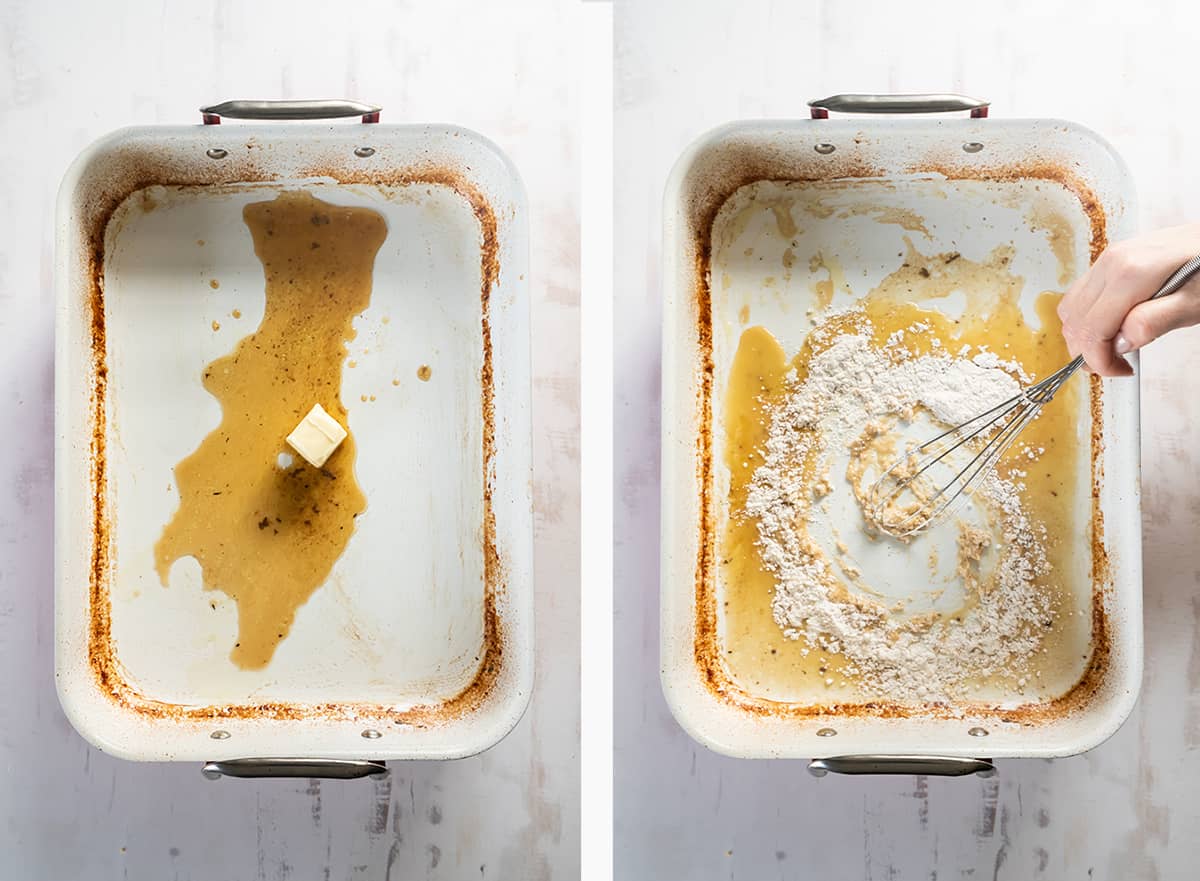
688,161,1112,721
82,147,507,724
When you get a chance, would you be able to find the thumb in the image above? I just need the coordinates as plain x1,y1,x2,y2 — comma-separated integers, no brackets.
1115,289,1200,354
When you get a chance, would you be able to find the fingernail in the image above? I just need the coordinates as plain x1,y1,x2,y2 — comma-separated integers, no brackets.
1114,334,1132,355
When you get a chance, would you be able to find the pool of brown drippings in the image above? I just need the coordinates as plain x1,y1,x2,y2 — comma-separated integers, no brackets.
684,143,1114,724
154,190,385,671
80,142,506,725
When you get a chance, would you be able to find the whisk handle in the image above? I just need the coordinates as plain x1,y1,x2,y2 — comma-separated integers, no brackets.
1148,254,1200,301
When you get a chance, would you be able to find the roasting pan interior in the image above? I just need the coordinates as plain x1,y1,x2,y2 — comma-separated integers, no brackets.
102,181,488,707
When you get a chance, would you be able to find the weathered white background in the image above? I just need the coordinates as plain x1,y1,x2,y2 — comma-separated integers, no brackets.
615,0,1200,878
0,1,579,878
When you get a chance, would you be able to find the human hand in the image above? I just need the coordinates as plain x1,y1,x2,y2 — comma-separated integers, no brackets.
1056,223,1200,377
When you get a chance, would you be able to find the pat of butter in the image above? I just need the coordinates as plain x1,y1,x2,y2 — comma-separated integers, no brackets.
286,404,347,468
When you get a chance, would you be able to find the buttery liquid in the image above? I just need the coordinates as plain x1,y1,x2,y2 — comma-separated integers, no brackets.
721,243,1089,702
155,190,388,670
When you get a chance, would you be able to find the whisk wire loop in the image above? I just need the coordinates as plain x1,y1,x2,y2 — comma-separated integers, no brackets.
869,255,1200,536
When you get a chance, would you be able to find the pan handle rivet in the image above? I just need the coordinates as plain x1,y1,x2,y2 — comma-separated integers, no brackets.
210,730,231,740
962,142,984,154
361,728,382,739
206,148,228,160
968,726,989,737
814,143,836,155
816,727,837,737
354,146,376,158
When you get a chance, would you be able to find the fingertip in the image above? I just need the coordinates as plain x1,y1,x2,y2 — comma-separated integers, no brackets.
1117,292,1200,357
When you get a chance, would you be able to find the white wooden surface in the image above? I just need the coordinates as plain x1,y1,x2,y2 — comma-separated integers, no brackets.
615,0,1200,877
0,1,579,878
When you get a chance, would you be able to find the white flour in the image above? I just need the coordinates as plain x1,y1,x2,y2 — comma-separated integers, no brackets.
744,320,1052,701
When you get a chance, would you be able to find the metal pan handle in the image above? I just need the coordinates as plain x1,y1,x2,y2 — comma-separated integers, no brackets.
201,758,389,780
808,755,996,778
200,99,381,125
808,93,989,119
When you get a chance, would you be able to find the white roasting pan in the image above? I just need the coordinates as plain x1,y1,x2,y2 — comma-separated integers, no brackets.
661,94,1142,775
56,100,532,777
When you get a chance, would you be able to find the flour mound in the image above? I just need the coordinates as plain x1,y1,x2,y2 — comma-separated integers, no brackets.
745,329,1051,701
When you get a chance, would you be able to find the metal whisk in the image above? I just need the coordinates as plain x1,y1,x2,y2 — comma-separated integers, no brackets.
869,254,1200,537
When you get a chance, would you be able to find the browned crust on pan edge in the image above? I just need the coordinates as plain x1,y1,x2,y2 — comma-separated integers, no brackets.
686,138,1116,726
82,144,508,726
